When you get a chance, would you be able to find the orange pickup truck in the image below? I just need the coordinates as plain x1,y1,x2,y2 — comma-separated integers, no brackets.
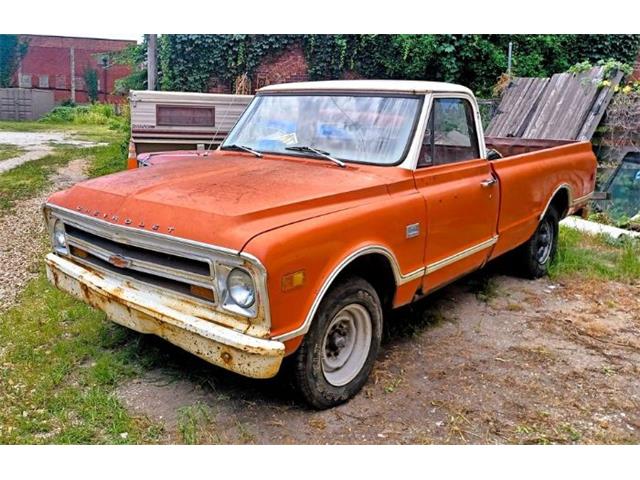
43,80,596,408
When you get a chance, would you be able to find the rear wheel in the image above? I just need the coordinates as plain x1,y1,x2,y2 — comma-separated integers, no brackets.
515,207,559,279
291,276,382,409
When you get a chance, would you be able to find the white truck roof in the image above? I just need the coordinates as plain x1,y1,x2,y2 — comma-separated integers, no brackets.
258,80,473,95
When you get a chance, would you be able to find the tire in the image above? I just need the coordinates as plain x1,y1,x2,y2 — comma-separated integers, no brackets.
291,276,383,409
515,206,559,279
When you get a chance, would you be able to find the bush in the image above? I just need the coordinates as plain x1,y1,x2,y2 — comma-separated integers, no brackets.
40,103,124,129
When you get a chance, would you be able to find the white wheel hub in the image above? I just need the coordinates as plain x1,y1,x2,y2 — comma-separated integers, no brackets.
321,303,372,387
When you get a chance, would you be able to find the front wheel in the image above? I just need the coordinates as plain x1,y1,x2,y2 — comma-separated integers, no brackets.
515,207,559,279
291,276,383,409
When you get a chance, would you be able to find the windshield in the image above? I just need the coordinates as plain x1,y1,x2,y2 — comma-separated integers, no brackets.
222,94,422,165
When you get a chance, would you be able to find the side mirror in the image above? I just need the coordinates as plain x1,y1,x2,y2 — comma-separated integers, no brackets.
487,149,503,161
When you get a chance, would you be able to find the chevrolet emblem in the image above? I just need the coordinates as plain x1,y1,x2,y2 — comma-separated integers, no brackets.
108,255,130,268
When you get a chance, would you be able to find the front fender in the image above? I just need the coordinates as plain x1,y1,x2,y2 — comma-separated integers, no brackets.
242,192,427,354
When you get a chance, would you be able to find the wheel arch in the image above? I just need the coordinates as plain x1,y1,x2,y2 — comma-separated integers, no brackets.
540,184,572,221
274,246,418,343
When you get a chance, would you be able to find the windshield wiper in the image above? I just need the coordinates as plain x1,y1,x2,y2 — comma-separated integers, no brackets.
222,144,263,158
285,145,346,168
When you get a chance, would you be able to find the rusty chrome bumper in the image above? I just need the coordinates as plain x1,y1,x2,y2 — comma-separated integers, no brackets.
45,253,285,379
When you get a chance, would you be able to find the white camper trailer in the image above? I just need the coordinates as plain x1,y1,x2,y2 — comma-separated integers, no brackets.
129,90,253,163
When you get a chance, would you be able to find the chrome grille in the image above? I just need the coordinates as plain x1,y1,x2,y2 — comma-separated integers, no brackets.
63,222,216,304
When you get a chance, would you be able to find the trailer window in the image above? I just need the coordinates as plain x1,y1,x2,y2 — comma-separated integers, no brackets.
418,98,480,167
157,105,215,127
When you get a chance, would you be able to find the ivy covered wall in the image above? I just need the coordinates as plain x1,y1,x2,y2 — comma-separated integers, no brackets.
138,35,640,96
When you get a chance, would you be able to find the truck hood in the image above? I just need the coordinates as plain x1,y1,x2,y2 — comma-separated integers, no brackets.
47,151,395,251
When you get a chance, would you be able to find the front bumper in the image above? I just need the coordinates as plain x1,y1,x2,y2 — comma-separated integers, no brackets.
45,253,285,379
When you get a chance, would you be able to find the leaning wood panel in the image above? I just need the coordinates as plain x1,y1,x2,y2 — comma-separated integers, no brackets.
485,77,548,137
577,70,624,140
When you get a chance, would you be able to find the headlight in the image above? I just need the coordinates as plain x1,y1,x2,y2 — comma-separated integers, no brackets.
53,220,68,254
226,268,256,308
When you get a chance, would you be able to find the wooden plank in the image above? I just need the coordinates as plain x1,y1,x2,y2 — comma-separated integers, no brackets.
578,70,624,140
486,77,548,137
488,67,623,141
523,67,605,140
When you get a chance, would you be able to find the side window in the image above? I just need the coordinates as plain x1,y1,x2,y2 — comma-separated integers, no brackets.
418,98,480,167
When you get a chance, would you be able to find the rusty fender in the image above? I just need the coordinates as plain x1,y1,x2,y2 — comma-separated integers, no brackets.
45,253,285,379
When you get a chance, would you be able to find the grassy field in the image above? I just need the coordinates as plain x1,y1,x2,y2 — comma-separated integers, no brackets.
550,226,640,281
0,143,26,162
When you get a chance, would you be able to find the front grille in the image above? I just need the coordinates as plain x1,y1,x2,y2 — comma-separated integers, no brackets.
66,225,210,276
64,222,216,304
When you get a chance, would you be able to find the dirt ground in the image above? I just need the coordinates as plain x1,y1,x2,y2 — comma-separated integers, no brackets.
117,267,640,444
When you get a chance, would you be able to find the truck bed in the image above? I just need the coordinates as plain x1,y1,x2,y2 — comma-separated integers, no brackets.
486,137,578,158
487,139,597,260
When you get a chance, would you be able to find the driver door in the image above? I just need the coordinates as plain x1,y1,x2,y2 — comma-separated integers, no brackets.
413,96,500,293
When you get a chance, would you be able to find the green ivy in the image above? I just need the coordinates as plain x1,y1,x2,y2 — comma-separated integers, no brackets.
159,35,298,92
120,34,640,97
83,67,99,102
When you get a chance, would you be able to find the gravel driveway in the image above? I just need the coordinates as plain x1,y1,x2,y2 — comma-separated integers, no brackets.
0,158,88,311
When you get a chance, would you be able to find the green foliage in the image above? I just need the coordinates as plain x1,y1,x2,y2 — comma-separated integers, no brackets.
568,58,633,76
155,34,640,97
549,226,640,282
160,34,298,92
40,103,120,126
83,67,99,102
113,37,148,93
0,34,28,87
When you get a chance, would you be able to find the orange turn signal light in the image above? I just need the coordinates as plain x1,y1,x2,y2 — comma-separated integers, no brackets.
190,285,215,302
70,245,88,258
282,270,305,292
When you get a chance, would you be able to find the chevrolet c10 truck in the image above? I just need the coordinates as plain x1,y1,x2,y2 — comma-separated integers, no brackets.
43,80,596,408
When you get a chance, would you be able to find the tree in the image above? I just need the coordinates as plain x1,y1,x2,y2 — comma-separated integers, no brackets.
0,34,28,88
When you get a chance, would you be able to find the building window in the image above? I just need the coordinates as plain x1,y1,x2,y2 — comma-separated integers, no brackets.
55,75,66,89
38,75,49,88
19,75,32,88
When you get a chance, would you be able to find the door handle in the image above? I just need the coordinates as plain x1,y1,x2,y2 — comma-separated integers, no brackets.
481,176,497,188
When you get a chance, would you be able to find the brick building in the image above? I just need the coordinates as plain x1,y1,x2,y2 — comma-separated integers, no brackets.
14,35,135,103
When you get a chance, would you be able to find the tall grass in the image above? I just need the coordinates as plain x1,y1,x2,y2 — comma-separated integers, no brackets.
550,226,640,282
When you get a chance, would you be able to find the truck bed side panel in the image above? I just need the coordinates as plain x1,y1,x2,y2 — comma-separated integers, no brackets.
489,141,596,259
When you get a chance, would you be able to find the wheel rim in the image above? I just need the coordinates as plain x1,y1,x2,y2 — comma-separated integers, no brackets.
536,219,553,264
321,303,372,387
